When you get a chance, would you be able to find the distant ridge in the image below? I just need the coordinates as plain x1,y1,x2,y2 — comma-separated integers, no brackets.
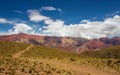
0,33,120,53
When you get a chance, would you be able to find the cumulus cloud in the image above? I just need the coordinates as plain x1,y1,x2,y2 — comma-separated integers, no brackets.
27,10,50,23
1,10,120,39
0,18,34,35
43,15,120,39
8,23,33,34
41,6,62,12
43,20,66,36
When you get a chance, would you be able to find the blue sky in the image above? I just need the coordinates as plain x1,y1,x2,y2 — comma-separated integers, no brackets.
0,0,120,39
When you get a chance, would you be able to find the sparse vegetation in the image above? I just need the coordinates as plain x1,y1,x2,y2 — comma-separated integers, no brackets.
79,45,120,72
81,45,120,59
0,41,29,57
0,57,74,75
21,44,120,73
0,40,120,75
0,41,75,75
22,45,79,61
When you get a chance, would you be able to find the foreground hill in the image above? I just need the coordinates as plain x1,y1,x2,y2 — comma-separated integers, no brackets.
0,41,75,75
21,43,120,74
0,41,29,57
0,41,120,75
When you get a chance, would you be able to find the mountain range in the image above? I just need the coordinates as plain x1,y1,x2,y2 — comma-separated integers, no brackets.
0,33,120,53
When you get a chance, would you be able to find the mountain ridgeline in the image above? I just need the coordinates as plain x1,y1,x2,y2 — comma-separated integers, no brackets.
0,33,120,53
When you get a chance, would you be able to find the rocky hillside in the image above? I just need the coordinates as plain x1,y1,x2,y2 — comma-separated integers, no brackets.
0,33,88,52
0,33,120,53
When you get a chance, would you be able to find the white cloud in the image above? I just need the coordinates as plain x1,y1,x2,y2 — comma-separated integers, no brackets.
41,6,62,12
41,6,56,11
8,23,33,34
0,18,7,23
43,20,65,36
0,18,19,24
1,10,120,39
0,18,34,35
43,15,120,39
27,10,50,23
44,19,53,24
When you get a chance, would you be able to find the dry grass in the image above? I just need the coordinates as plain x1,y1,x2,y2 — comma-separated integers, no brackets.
0,57,74,75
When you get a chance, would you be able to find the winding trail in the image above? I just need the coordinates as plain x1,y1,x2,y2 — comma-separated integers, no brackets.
12,44,33,58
